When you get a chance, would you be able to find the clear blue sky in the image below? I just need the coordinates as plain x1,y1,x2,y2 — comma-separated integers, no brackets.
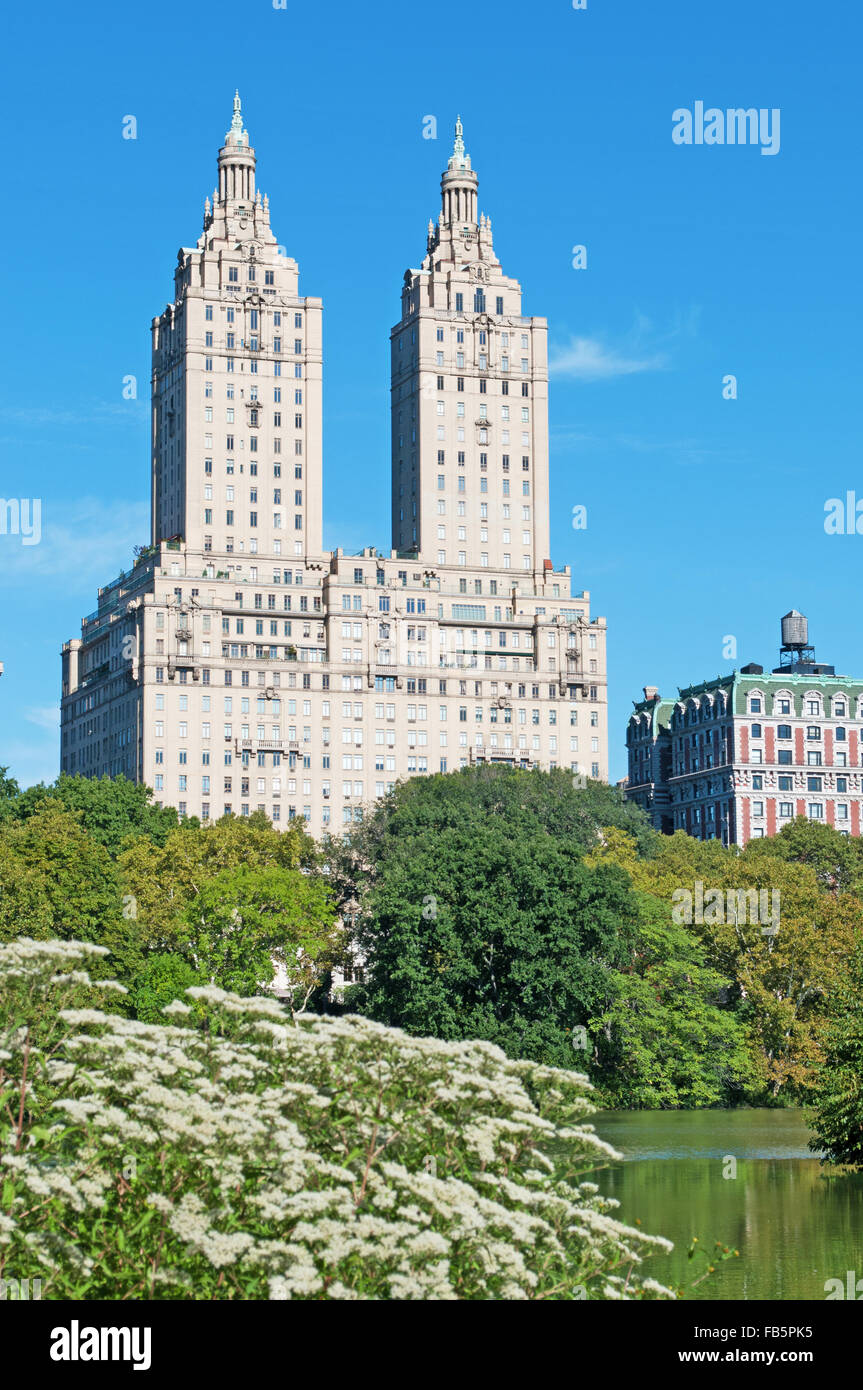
1,0,861,787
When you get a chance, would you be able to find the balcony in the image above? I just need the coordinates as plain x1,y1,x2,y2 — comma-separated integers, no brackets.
81,661,111,688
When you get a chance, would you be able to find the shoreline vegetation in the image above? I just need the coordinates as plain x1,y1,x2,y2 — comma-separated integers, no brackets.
2,765,862,1298
3,764,862,1115
0,939,675,1300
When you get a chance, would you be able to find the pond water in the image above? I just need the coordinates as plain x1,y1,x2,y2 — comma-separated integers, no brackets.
590,1109,863,1301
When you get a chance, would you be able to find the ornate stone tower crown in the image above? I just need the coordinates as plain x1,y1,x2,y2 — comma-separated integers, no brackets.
441,115,478,227
216,90,256,207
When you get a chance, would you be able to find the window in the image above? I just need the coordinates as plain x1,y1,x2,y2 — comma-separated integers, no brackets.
779,801,793,818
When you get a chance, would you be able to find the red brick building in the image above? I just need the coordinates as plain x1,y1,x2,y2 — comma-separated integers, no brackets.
626,614,862,846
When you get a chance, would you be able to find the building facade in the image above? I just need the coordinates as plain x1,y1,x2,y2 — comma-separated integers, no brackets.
60,98,609,833
626,614,863,846
391,117,550,574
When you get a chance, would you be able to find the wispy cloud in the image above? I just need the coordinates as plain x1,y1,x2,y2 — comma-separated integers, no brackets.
0,497,149,585
0,399,148,453
25,705,60,732
550,426,731,470
549,337,668,381
0,401,148,428
549,309,699,382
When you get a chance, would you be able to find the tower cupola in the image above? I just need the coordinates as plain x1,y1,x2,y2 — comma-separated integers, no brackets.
440,116,478,227
217,90,256,206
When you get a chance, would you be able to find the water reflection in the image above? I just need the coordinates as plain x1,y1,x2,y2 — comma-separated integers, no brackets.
587,1110,863,1301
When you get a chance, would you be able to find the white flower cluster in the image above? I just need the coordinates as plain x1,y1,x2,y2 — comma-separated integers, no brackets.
0,939,673,1301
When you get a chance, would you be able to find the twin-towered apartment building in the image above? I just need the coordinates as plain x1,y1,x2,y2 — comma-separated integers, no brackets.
60,97,609,831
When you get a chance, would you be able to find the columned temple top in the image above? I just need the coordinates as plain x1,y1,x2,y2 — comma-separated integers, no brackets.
439,116,480,231
213,90,258,222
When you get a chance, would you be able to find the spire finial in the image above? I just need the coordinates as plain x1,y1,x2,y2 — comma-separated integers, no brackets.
226,90,248,146
447,115,471,172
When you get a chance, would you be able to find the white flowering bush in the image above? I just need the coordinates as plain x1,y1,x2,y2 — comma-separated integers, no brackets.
0,939,673,1300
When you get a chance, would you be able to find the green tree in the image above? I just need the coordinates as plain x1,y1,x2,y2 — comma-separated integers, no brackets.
327,766,656,955
8,774,179,855
0,766,21,821
119,812,319,954
129,952,205,1024
744,815,863,897
349,822,637,1066
181,862,339,1002
589,828,861,1101
0,801,142,989
331,766,654,887
589,891,755,1108
808,941,863,1165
